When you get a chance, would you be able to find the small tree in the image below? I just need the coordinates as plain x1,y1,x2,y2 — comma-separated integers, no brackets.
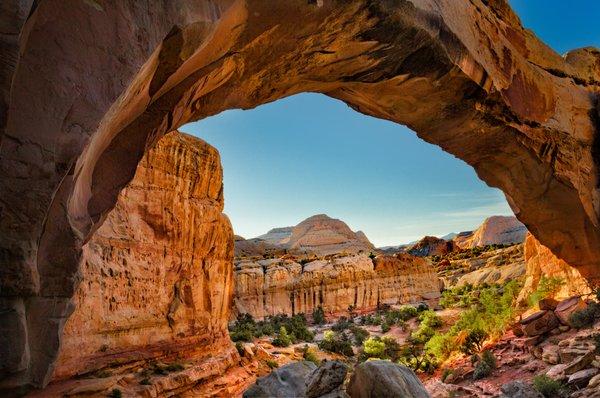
272,326,292,347
312,306,325,325
363,337,386,359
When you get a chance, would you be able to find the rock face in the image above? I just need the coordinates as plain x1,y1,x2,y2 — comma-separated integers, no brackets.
3,0,600,391
50,132,238,390
438,243,525,288
256,227,294,246
407,236,455,257
347,361,429,398
286,214,374,257
454,216,527,249
234,235,285,259
518,234,591,303
234,254,440,319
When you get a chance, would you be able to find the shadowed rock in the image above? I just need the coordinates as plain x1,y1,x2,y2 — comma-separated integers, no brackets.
347,361,429,398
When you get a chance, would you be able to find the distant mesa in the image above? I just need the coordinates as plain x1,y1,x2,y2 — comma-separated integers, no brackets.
235,214,374,258
407,236,455,257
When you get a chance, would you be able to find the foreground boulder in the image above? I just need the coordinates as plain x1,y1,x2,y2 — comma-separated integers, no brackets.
306,361,348,398
499,381,543,398
347,361,429,398
520,310,560,336
555,297,587,326
244,361,318,398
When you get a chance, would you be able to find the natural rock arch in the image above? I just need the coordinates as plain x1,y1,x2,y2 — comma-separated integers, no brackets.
1,0,599,391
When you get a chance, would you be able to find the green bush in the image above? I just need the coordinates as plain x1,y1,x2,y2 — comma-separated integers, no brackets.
472,350,496,380
363,337,386,358
266,359,279,369
569,302,600,329
272,326,292,347
460,328,487,355
381,322,391,333
441,368,453,383
332,317,352,332
318,330,354,356
350,326,369,346
312,306,325,325
533,375,565,397
235,341,244,356
418,310,442,328
528,276,564,308
302,345,320,366
426,281,521,362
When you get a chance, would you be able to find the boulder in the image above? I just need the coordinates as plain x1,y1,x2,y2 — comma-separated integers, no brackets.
546,364,568,382
538,298,559,311
520,310,560,336
555,297,587,326
564,350,596,375
568,368,599,388
499,380,543,398
243,361,318,398
305,361,348,398
347,360,429,398
541,345,560,365
589,373,600,388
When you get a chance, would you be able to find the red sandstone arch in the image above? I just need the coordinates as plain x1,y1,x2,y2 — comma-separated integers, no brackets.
1,0,599,391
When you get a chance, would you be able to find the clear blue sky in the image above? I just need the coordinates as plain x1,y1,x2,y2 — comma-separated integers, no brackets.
181,1,599,246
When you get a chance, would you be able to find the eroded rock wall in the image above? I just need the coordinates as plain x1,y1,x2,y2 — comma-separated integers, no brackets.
234,254,440,319
51,132,237,385
518,234,592,304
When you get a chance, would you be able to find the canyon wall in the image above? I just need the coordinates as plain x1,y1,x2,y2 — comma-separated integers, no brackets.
234,254,441,320
50,132,238,391
518,234,592,303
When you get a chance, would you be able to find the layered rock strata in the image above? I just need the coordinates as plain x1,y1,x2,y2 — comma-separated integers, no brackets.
234,253,440,319
49,132,238,392
3,0,600,390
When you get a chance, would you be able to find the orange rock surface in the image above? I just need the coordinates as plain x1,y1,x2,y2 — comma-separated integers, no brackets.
234,254,440,319
50,132,238,392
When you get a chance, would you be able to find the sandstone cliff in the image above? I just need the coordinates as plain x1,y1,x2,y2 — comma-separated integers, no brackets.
49,132,240,395
454,216,527,249
256,227,294,246
518,234,592,303
234,253,440,320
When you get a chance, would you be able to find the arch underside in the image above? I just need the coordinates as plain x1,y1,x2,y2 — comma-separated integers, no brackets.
1,0,599,391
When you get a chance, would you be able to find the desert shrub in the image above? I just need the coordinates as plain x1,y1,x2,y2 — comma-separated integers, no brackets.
363,336,386,359
350,325,369,346
416,302,429,312
397,335,438,373
302,345,320,366
441,368,453,383
272,326,292,347
109,389,122,398
312,306,325,325
229,313,257,342
361,313,383,326
381,322,391,333
332,317,352,332
460,328,488,355
418,310,443,328
472,361,492,380
569,302,600,329
266,359,279,369
368,252,376,260
472,350,496,380
235,341,244,356
426,281,520,362
528,276,564,308
533,375,566,397
318,330,354,356
424,333,457,360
